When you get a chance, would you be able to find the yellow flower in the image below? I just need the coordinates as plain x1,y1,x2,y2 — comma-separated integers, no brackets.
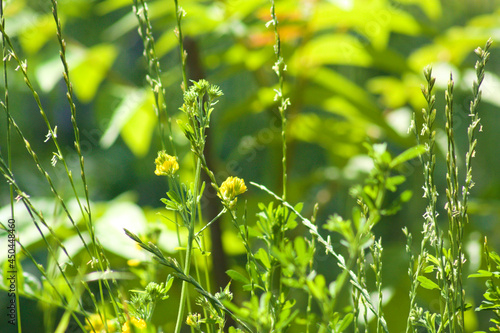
127,259,141,267
85,313,116,333
218,176,247,205
186,313,201,328
154,151,179,176
122,317,147,333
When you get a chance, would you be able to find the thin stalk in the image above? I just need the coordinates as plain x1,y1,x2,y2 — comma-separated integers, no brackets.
269,0,288,201
268,2,290,327
353,250,364,333
201,234,214,333
407,109,435,333
0,157,104,331
125,229,253,332
173,214,194,330
50,1,123,326
251,182,389,333
418,67,451,329
457,39,492,330
0,0,11,216
192,249,212,333
372,239,384,333
175,157,203,333
50,0,92,241
21,199,89,331
405,227,431,333
175,229,194,333
1,1,20,331
196,208,226,238
14,238,90,332
173,0,188,91
0,23,97,263
306,204,318,333
133,0,176,152
195,198,213,333
444,73,459,332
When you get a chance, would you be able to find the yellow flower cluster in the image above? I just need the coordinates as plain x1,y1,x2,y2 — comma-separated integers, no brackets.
186,313,201,328
84,314,147,333
154,151,179,177
122,317,147,333
84,313,116,333
218,176,247,207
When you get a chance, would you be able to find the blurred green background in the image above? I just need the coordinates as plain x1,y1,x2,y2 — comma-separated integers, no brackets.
2,0,500,331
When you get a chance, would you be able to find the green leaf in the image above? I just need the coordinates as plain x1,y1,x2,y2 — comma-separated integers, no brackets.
20,13,56,55
121,92,157,157
337,313,354,331
304,67,413,148
397,0,442,19
100,87,148,149
386,175,406,192
417,276,440,290
294,237,308,267
489,251,500,267
469,270,493,278
22,271,42,296
307,274,326,300
390,145,426,168
71,44,118,103
292,34,372,68
96,201,154,259
426,254,441,267
226,269,249,284
400,190,413,202
254,248,271,270
424,264,435,274
383,190,412,215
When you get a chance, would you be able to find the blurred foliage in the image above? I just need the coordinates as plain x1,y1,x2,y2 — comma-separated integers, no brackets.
2,0,500,331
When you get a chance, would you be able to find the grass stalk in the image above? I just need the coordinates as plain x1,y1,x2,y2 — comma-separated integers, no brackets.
173,0,188,91
457,38,492,329
268,2,291,326
419,66,451,328
0,8,126,328
0,23,96,261
15,238,89,332
0,161,101,330
133,0,176,152
371,238,384,333
50,1,124,326
0,1,21,332
269,0,288,202
444,73,460,332
306,204,318,333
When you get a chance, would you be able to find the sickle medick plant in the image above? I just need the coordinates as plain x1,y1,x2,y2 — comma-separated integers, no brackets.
154,151,179,177
218,176,248,209
128,78,249,333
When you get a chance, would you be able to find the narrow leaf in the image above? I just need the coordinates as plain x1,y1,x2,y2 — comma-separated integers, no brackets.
390,145,426,168
417,275,440,290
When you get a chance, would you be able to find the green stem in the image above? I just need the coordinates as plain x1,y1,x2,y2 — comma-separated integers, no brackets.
174,0,188,91
252,182,389,332
175,230,194,333
0,1,19,331
175,157,202,333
